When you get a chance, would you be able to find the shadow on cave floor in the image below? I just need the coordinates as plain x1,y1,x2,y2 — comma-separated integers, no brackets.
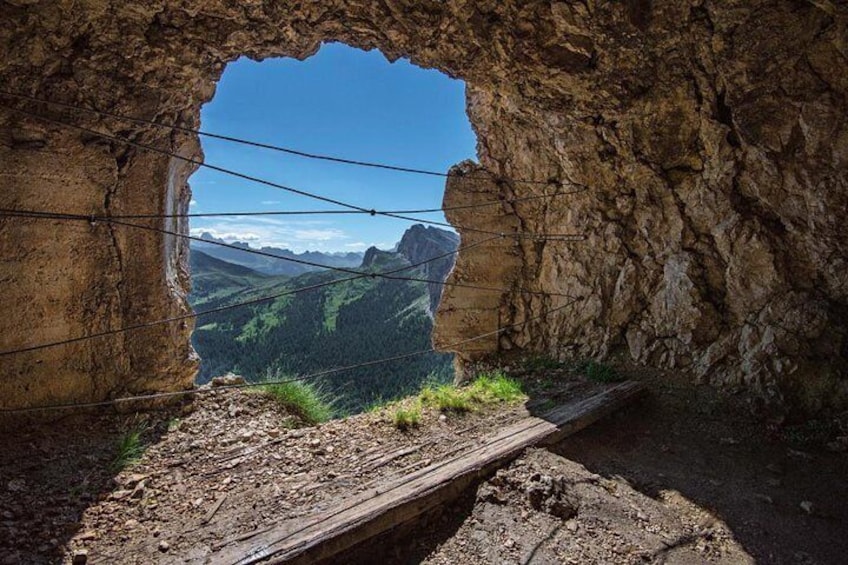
337,367,847,565
543,369,848,565
315,491,479,565
0,408,177,565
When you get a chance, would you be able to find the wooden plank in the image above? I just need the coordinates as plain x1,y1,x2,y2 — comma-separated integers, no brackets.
215,380,645,565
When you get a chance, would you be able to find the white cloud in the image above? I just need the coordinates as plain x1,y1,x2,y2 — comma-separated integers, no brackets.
188,219,353,252
190,227,261,242
261,200,281,205
189,199,198,207
293,228,348,242
343,241,391,250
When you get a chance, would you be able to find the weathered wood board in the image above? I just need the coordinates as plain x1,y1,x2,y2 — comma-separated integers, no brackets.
216,380,645,565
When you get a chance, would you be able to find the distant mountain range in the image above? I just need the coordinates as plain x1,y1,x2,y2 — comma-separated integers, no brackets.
189,225,459,414
191,232,364,276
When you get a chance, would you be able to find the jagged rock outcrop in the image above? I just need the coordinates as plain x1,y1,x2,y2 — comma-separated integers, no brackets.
1,1,846,415
396,224,460,313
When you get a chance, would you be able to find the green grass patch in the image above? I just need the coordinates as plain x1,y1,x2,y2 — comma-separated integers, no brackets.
468,371,526,403
585,360,623,383
420,373,526,413
260,378,333,426
392,403,421,430
364,395,388,414
420,383,473,412
166,418,181,432
111,421,148,472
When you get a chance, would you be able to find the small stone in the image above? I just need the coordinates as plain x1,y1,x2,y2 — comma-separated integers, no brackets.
438,414,447,423
566,519,578,532
800,500,814,514
110,489,133,501
130,480,146,499
72,550,89,564
211,373,246,387
477,483,507,505
124,519,140,529
826,437,847,452
122,473,149,488
788,448,813,461
308,438,321,448
267,428,280,438
504,538,515,549
753,493,773,504
158,540,170,552
77,530,98,541
7,479,26,492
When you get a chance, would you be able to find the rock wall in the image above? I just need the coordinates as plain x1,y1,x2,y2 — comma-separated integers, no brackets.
1,0,846,415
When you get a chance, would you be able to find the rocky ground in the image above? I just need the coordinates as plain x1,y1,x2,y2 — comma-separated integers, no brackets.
0,374,599,564
1,367,846,564
349,370,848,565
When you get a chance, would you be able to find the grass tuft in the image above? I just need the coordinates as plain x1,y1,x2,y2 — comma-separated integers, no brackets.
585,360,623,383
260,378,333,426
111,421,148,472
420,373,526,414
420,383,474,412
469,371,526,403
365,395,389,414
392,404,421,430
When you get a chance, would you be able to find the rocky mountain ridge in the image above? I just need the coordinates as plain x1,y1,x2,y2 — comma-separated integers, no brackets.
192,232,363,276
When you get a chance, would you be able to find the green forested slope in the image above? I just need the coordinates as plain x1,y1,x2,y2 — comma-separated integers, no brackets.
188,233,455,414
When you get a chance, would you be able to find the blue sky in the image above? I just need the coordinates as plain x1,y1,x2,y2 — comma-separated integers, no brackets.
189,43,477,253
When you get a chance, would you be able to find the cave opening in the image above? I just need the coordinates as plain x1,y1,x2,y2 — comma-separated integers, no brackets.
187,43,477,416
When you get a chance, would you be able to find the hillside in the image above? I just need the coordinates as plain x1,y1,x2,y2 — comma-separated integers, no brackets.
189,225,459,414
189,250,282,305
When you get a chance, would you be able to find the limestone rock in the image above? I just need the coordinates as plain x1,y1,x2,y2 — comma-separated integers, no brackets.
210,374,246,388
0,0,845,416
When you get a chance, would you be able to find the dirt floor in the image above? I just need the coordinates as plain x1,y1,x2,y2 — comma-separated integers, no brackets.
1,368,846,564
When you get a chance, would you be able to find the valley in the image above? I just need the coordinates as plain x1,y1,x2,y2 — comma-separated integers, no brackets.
189,225,459,414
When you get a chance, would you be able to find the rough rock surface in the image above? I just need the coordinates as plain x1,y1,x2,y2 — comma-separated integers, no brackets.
1,1,846,414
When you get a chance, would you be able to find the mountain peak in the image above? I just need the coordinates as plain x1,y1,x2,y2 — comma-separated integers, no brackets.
397,224,459,265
